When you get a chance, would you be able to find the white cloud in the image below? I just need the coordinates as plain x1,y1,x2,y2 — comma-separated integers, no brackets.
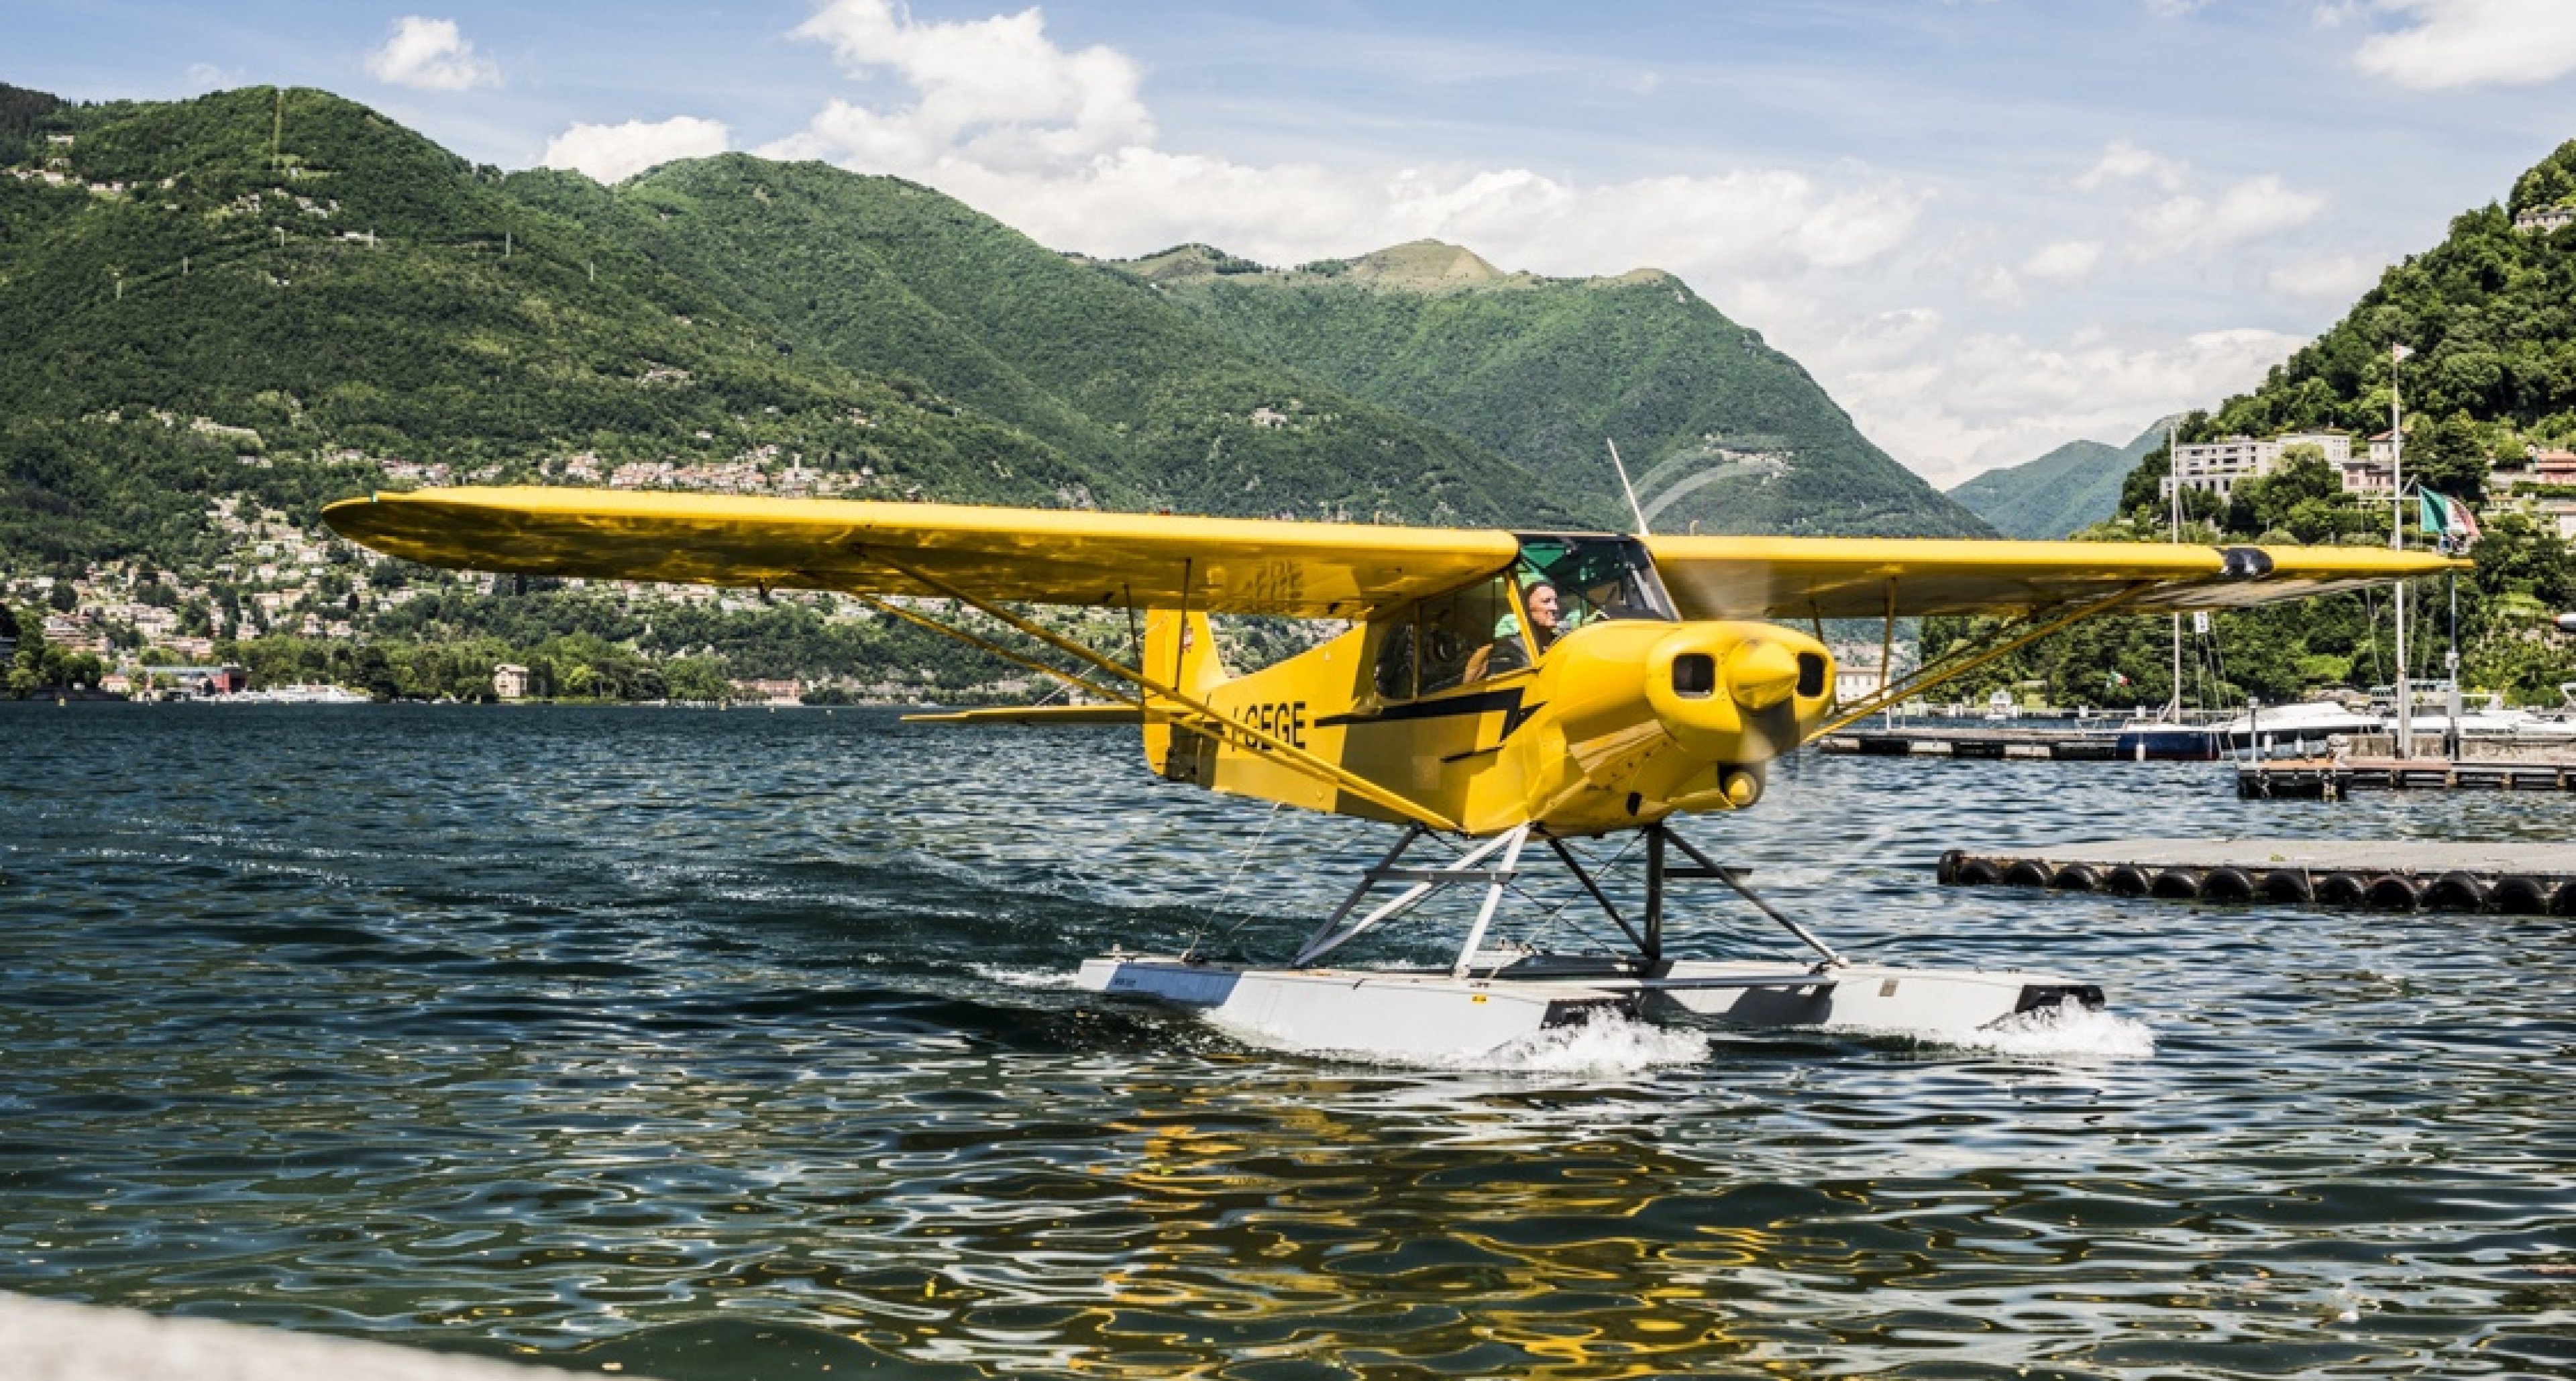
365,16,499,92
2021,239,2103,284
2075,138,2188,192
185,62,235,91
735,3,2336,487
2145,0,2214,15
784,0,1150,172
543,117,733,185
764,2,1926,282
1823,325,2306,487
2137,174,2326,255
2268,252,2389,298
2353,0,2576,89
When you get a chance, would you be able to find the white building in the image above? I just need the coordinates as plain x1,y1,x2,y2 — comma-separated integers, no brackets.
2162,431,2354,501
2515,206,2574,234
492,663,530,701
2339,432,2399,496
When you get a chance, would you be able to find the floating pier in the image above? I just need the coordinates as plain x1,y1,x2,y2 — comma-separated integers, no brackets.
1938,837,2576,913
2239,755,2576,798
1818,725,2138,760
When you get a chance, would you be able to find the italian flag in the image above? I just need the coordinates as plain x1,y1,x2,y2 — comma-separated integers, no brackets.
2418,488,2481,547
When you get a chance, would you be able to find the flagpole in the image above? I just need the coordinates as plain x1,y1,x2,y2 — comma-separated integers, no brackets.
2392,343,2412,758
2447,564,2461,760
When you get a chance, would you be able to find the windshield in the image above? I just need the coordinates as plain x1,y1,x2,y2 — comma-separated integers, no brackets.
1511,535,1676,630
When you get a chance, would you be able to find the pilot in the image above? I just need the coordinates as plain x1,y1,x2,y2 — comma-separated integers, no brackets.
1523,580,1564,652
1468,579,1562,682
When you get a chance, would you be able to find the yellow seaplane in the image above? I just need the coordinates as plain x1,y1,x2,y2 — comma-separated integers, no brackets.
325,487,2457,1058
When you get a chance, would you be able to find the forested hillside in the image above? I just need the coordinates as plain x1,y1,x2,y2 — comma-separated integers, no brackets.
0,87,1140,574
1933,139,2576,710
507,159,1563,528
1118,240,1990,538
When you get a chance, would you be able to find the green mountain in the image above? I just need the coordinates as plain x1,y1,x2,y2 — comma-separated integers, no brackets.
506,158,1563,527
0,85,1584,580
1110,240,1991,538
0,85,1128,572
1948,417,2174,539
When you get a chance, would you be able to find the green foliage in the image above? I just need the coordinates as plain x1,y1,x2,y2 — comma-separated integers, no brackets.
0,87,1103,542
2225,446,2378,542
2510,138,2576,217
2,83,2019,705
537,158,1568,526
1114,251,1990,537
663,655,731,703
0,83,66,168
5,602,105,695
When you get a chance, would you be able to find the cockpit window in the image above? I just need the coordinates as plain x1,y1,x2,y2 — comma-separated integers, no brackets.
1511,536,1676,631
1366,541,1674,704
1372,574,1525,702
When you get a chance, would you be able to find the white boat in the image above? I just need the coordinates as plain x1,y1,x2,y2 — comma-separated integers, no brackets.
2408,707,2576,743
227,684,372,705
2216,700,2384,758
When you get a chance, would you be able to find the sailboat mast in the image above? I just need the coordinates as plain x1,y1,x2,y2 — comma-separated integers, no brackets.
2169,419,2182,723
2392,344,2412,758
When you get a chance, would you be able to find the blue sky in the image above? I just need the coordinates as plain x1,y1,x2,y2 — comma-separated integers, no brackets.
11,1,2575,484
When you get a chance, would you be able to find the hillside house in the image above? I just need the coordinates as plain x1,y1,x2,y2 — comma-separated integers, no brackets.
731,678,802,706
2162,431,2353,501
492,664,530,701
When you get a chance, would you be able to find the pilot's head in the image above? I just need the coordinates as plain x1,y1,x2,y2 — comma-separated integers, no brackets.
1523,582,1562,642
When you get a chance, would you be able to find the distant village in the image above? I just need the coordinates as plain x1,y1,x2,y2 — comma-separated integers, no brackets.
2,425,893,703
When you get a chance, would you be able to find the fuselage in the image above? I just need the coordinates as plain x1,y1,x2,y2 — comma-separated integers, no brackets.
1148,535,1839,837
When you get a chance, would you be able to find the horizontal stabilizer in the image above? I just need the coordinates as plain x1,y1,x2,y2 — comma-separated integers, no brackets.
903,704,1142,726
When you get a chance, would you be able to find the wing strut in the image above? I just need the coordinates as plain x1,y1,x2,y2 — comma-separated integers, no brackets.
835,549,1464,833
843,589,1141,711
1805,580,2159,744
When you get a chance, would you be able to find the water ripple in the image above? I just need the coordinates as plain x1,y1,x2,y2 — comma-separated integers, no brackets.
4,703,2573,1378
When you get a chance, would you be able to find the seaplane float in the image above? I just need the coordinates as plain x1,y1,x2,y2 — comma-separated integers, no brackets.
325,488,2457,1059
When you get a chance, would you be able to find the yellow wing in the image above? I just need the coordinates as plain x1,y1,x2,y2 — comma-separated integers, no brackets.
324,487,2463,621
322,488,1517,617
1645,535,2463,619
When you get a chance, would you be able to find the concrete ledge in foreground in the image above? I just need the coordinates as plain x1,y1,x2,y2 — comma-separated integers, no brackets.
0,1292,661,1381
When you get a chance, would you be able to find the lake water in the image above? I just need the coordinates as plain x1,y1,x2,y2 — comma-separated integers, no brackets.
3,703,2571,1379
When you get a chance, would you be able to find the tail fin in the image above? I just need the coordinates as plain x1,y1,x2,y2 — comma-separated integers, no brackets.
1140,609,1226,778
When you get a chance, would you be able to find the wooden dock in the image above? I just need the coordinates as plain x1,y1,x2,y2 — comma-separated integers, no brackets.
1938,837,2576,912
1816,726,2129,760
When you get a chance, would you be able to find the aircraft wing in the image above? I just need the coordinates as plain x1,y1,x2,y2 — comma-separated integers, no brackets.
323,488,1517,617
325,488,2462,621
1644,535,2465,621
